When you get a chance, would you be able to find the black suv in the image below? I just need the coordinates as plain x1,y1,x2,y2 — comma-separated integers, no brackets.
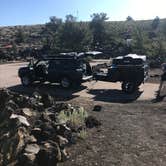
18,53,92,88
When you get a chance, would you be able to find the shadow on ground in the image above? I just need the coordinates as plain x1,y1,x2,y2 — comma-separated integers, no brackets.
8,82,86,101
8,83,143,103
87,89,143,103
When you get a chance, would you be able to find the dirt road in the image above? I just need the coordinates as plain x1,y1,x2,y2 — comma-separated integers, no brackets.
0,62,161,102
0,62,28,88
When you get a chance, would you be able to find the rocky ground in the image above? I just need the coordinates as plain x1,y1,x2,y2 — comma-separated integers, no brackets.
0,89,101,166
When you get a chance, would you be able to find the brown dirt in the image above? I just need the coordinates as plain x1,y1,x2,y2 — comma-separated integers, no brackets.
59,99,166,166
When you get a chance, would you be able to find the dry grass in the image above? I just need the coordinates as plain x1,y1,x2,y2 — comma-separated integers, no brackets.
77,129,87,139
57,106,88,127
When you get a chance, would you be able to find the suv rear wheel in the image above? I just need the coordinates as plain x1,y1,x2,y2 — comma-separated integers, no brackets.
122,81,137,94
21,76,31,86
60,77,71,88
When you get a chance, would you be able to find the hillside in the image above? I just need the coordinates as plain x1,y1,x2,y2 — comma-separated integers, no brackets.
0,17,166,63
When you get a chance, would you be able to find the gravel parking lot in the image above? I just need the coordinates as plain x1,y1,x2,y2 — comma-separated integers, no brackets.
0,61,162,102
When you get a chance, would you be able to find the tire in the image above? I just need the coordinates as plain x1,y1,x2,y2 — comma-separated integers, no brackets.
122,81,137,94
73,81,81,88
21,76,31,86
60,77,71,88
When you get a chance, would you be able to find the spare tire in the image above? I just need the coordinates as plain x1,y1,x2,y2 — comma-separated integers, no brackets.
60,77,71,88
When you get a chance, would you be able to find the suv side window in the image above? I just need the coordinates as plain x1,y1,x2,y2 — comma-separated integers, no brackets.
48,60,57,69
48,60,67,70
56,60,63,69
48,59,79,70
60,60,73,69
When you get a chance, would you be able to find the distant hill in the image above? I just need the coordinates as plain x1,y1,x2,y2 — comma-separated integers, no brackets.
0,24,44,49
0,18,166,64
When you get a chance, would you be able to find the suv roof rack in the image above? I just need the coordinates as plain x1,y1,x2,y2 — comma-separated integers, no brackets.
37,53,85,60
36,51,104,60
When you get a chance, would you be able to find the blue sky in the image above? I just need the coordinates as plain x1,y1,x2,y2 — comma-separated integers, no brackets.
0,0,166,26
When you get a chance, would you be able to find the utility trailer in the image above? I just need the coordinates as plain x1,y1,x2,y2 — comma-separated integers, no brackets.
94,54,149,93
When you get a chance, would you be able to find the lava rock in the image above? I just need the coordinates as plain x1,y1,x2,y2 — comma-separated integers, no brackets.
0,89,99,166
41,93,54,108
36,141,61,166
85,116,101,128
10,114,30,127
92,105,102,112
24,144,40,154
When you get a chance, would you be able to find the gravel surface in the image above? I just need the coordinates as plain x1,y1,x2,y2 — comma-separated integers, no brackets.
0,62,164,101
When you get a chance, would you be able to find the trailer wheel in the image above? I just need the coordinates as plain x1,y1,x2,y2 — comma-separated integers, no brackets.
122,81,137,94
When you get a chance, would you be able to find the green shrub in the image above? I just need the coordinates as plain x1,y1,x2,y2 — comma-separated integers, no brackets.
57,106,88,127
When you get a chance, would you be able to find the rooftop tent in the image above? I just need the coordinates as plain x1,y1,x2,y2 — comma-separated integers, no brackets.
85,51,103,56
60,52,77,56
113,54,147,65
77,51,103,57
125,54,146,62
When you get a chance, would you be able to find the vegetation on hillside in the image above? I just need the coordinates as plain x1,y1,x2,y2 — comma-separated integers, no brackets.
0,14,166,65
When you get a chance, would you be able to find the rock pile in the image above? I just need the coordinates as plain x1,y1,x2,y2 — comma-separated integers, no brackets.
0,89,101,166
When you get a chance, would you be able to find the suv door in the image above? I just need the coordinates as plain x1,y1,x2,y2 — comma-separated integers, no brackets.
47,60,59,82
34,60,48,79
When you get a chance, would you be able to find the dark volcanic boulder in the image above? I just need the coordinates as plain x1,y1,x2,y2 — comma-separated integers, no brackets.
36,141,61,166
85,116,101,128
0,89,100,166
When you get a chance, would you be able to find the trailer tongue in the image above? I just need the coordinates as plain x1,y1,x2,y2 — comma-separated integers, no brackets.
94,54,149,94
